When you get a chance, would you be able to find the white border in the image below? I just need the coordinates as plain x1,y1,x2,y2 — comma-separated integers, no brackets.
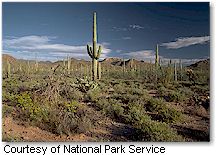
0,1,216,155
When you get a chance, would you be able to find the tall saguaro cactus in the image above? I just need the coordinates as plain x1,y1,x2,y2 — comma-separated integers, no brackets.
123,57,126,75
174,61,177,82
87,12,102,81
67,55,71,74
7,59,11,78
179,59,183,81
155,44,159,67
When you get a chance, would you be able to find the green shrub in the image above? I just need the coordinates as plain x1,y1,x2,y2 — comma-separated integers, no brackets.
16,92,48,122
43,100,94,135
145,98,181,123
96,98,124,119
2,91,17,105
127,104,183,141
157,86,168,97
77,116,92,133
178,87,194,98
85,88,101,102
60,86,83,101
167,90,185,102
2,105,13,118
62,100,79,113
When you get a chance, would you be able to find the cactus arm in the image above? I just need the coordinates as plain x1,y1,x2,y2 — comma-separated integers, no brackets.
96,45,102,59
87,45,93,59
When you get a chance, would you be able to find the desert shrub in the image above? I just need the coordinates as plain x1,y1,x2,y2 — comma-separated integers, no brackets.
167,90,185,102
2,91,17,105
96,98,124,119
128,87,147,96
178,87,194,98
127,104,183,141
16,92,48,122
60,87,83,101
121,93,139,104
113,83,128,94
62,100,79,113
157,107,182,123
2,105,14,118
42,100,94,135
190,85,209,95
145,98,164,112
158,86,186,102
145,98,181,123
85,87,101,102
2,133,23,142
157,86,168,97
77,116,92,133
2,78,19,93
143,83,155,90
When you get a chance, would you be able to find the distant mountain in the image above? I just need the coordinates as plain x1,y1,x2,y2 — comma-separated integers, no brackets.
3,54,209,71
2,54,17,63
101,57,122,65
188,59,210,70
101,57,149,67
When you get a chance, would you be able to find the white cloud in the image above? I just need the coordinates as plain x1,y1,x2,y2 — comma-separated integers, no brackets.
122,50,155,61
112,24,144,32
101,42,111,46
122,37,131,40
3,35,111,61
159,58,208,65
161,36,210,49
112,26,128,31
129,24,144,30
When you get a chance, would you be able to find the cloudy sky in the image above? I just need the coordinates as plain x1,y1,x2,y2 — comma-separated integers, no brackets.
2,2,210,63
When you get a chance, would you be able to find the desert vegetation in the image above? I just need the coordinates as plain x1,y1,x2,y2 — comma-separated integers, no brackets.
2,12,210,142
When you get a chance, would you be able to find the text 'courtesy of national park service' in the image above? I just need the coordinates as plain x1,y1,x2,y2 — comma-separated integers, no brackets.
3,144,166,155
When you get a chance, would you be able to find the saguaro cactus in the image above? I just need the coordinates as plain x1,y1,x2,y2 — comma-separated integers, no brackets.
123,57,126,75
87,12,102,81
67,55,71,74
179,59,183,81
35,53,38,72
174,61,177,82
97,62,101,80
7,59,11,78
155,44,159,67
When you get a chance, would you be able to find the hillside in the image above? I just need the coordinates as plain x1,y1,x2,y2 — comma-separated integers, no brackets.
188,59,210,71
2,54,17,63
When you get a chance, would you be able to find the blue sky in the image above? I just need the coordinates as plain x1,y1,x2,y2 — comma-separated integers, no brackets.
2,2,210,63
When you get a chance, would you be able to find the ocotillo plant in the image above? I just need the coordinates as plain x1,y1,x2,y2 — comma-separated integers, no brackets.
155,44,159,67
87,12,102,81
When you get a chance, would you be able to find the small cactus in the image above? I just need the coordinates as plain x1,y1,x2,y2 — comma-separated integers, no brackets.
73,77,98,93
